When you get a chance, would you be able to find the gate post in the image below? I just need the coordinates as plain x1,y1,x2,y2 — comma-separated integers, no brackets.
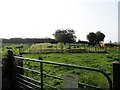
6,50,16,89
113,61,120,90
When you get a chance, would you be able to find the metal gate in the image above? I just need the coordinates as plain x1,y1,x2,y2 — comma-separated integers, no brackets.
4,50,113,90
14,58,112,90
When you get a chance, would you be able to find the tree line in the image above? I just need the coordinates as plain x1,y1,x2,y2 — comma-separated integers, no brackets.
2,29,105,45
2,38,57,44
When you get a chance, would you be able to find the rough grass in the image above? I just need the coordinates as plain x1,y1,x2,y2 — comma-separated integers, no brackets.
2,43,120,89
23,47,119,89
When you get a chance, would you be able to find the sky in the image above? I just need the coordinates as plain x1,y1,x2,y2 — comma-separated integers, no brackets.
0,0,119,43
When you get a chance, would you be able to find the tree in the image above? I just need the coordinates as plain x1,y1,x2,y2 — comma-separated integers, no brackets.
87,32,98,45
87,31,105,45
96,31,105,43
53,29,76,44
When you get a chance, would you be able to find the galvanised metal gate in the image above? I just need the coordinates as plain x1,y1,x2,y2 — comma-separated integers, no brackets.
13,57,112,90
5,50,113,90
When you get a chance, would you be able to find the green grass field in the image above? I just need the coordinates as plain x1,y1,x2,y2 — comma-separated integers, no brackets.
2,43,120,89
22,47,119,89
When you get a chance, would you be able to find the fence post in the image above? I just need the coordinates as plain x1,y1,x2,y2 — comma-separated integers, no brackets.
5,50,16,89
113,61,120,90
39,57,43,90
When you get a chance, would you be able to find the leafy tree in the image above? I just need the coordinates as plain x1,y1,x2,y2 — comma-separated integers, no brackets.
53,29,76,44
87,32,98,45
96,31,105,43
87,31,105,45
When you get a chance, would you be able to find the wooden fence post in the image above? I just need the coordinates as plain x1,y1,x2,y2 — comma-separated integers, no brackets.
113,61,120,90
6,50,16,89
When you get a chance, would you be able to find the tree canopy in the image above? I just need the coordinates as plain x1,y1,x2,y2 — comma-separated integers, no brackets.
53,29,76,44
87,32,97,45
96,31,105,43
87,31,105,45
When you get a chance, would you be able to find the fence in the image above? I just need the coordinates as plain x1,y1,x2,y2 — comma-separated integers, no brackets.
19,43,107,54
2,50,120,90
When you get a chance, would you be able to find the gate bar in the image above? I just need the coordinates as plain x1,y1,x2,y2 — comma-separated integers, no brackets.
14,56,112,90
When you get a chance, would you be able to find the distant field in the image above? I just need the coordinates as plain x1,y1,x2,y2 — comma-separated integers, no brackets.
2,43,108,55
2,43,120,89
